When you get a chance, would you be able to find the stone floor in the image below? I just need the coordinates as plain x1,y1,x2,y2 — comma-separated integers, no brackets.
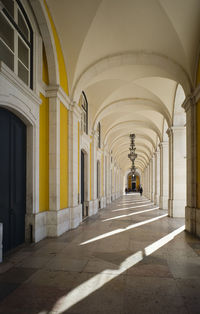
0,194,200,314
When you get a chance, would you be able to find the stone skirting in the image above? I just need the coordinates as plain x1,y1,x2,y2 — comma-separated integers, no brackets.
25,212,47,243
185,206,200,237
159,195,168,210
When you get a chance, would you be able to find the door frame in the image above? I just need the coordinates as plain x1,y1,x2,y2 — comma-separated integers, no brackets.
81,149,89,217
0,66,41,243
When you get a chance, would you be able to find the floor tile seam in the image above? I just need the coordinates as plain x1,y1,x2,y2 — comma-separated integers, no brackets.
5,281,73,293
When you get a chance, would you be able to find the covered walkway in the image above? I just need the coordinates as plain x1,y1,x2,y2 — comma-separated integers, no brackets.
0,194,200,313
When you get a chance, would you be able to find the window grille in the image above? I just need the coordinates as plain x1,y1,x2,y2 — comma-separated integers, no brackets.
81,91,88,134
0,0,33,88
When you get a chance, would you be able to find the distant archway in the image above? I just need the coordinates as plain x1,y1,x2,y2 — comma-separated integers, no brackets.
127,172,140,192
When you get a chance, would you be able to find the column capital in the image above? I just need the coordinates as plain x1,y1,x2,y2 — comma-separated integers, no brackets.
153,149,159,156
159,141,168,149
182,95,196,113
167,126,185,137
46,84,70,109
69,101,82,120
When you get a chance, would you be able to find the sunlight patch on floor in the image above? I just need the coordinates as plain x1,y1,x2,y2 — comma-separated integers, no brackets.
80,213,167,245
112,203,155,212
102,207,159,222
52,225,185,313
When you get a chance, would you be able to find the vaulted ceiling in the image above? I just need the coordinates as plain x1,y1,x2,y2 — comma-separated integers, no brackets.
46,0,200,173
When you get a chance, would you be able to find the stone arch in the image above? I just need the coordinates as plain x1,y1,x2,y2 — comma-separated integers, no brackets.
30,0,60,86
93,98,172,130
0,83,41,242
72,52,192,102
104,120,162,145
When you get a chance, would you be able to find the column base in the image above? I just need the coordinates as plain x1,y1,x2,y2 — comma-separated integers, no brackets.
25,212,47,243
168,199,186,217
154,194,159,205
106,195,111,205
185,206,200,236
159,195,168,210
151,193,154,202
47,208,71,237
100,196,107,208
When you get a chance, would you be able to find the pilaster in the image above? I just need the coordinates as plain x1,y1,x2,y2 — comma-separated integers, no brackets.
182,96,197,233
167,126,186,217
154,149,160,205
159,141,169,210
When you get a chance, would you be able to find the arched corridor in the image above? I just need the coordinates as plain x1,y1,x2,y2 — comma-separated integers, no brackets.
1,0,200,312
0,194,200,313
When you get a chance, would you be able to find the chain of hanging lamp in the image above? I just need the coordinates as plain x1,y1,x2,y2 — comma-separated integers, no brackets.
128,134,137,176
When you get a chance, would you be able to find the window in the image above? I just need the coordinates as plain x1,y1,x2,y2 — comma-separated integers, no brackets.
97,121,101,149
81,91,88,134
0,0,33,88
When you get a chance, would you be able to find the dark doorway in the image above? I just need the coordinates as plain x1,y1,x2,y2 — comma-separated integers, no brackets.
0,108,26,253
81,150,84,217
97,161,100,199
132,182,136,191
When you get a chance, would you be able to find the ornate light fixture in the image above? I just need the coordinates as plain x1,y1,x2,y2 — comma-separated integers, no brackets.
128,134,137,176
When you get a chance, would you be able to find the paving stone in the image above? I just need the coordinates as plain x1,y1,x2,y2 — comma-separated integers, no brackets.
0,194,199,313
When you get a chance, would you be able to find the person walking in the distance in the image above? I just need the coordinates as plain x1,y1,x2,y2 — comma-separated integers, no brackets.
139,186,143,196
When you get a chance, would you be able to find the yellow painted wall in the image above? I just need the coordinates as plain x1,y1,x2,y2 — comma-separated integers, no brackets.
90,142,92,200
78,121,80,194
44,0,68,95
136,175,140,190
39,93,49,212
127,175,140,190
128,175,132,189
60,102,68,209
42,44,49,85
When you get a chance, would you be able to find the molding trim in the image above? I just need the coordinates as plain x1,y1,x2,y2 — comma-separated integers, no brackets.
69,101,82,120
0,61,41,106
46,85,70,109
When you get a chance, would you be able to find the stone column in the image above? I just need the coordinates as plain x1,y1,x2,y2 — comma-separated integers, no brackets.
167,126,186,217
144,167,148,197
49,96,60,212
141,172,144,187
154,151,158,205
182,96,197,233
107,153,111,204
155,149,160,205
147,163,151,199
91,131,98,212
68,103,82,226
151,155,155,202
159,141,169,210
148,161,152,200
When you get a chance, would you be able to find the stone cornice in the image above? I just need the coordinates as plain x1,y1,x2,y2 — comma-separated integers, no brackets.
46,85,70,109
159,141,168,148
69,101,82,120
167,126,185,137
0,61,41,106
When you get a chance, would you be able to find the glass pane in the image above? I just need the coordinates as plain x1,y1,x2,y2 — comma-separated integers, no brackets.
18,37,29,68
0,39,14,70
18,61,29,85
18,10,29,41
0,13,14,50
1,0,14,18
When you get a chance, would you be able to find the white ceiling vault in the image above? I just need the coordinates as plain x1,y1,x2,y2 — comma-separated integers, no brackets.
46,0,200,173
